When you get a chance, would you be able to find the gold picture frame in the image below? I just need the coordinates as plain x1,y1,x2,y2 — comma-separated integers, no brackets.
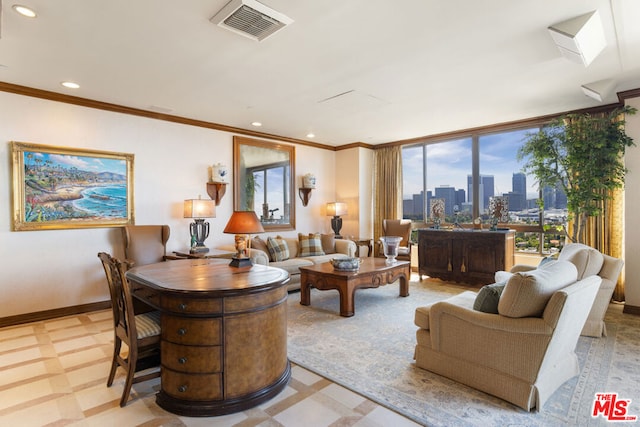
10,141,135,231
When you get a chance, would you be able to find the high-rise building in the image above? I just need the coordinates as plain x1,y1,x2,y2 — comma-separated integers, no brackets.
468,174,494,212
435,186,457,216
555,182,567,209
511,173,527,211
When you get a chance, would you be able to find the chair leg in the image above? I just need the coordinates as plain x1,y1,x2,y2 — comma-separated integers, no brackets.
107,336,122,387
119,350,137,407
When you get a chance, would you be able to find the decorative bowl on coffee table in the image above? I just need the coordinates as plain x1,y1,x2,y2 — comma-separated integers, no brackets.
330,257,362,271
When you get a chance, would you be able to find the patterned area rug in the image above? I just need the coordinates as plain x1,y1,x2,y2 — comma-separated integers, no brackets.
286,279,618,427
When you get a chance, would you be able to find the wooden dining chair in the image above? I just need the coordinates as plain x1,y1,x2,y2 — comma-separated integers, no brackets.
97,252,161,407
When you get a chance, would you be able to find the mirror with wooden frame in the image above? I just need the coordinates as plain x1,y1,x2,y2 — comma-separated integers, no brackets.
233,136,295,231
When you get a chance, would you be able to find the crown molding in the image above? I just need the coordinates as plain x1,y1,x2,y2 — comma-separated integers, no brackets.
0,81,336,151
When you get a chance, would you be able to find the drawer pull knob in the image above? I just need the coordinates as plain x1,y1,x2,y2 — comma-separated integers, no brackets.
178,385,188,393
178,357,187,364
178,303,187,311
177,328,187,336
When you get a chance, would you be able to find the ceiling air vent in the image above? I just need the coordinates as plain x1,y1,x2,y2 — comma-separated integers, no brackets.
210,0,293,42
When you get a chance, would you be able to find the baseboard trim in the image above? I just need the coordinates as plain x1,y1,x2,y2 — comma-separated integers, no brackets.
623,304,640,316
0,301,111,328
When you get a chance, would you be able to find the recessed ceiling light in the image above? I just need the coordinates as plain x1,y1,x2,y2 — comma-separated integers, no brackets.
251,121,262,127
306,133,315,138
13,5,37,18
61,81,80,89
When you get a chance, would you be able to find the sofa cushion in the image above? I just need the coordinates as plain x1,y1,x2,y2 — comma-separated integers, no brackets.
267,236,290,262
473,282,506,314
558,243,604,280
498,261,578,318
269,257,314,275
298,233,325,257
251,236,269,255
321,233,336,254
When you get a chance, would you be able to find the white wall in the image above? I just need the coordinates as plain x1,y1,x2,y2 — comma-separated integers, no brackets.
624,96,640,309
0,91,336,318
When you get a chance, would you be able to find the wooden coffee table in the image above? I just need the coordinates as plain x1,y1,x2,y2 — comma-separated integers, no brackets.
299,258,410,317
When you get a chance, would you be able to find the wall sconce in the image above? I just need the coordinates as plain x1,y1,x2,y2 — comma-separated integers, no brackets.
326,202,347,237
184,196,216,254
207,162,229,205
298,173,316,207
223,211,265,267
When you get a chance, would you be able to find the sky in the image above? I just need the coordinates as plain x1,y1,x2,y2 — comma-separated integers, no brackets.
27,151,127,175
402,128,540,201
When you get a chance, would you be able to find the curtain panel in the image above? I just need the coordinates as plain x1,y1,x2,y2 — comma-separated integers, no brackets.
373,146,402,255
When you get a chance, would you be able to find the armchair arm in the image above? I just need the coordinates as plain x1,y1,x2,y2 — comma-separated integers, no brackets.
216,245,270,265
510,264,537,273
247,248,269,265
428,301,553,380
335,239,357,257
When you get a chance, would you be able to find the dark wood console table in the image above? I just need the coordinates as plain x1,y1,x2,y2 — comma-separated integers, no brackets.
126,258,290,417
418,228,515,285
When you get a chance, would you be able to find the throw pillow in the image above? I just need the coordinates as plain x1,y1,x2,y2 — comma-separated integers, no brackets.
321,233,336,254
473,282,506,314
498,260,578,318
251,236,269,255
266,236,290,262
298,233,325,257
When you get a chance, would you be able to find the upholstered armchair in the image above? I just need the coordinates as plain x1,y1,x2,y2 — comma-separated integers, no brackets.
414,261,601,411
495,243,623,337
122,224,186,267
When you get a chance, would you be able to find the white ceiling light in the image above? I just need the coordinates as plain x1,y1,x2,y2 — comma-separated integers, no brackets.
61,81,80,89
251,121,262,127
581,79,616,102
306,133,315,138
210,0,293,42
12,4,37,18
548,10,606,67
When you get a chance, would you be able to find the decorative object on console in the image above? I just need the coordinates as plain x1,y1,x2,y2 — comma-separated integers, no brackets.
430,198,445,229
488,196,509,231
183,196,216,254
326,202,347,237
379,236,402,265
223,210,265,267
298,173,316,207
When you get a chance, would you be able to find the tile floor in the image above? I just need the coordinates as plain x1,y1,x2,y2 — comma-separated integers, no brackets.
0,309,421,426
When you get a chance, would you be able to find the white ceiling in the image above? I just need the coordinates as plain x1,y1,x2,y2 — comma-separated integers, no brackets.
1,0,639,147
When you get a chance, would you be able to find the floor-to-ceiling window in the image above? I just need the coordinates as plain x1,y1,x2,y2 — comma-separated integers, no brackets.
402,126,567,255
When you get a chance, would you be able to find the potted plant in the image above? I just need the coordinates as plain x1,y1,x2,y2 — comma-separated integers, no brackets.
518,106,636,243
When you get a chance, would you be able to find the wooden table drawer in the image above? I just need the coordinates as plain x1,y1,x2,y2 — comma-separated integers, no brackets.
161,368,222,401
162,316,221,345
162,341,222,373
160,295,222,314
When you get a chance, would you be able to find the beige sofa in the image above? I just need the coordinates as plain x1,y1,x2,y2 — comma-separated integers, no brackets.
414,260,601,411
222,235,356,292
495,243,623,337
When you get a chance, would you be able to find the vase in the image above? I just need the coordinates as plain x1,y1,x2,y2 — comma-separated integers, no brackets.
380,236,402,265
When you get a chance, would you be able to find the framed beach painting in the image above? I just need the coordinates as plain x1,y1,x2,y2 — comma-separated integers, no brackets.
10,142,134,231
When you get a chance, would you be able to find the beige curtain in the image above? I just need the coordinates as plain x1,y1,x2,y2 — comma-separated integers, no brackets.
373,146,403,255
580,188,626,301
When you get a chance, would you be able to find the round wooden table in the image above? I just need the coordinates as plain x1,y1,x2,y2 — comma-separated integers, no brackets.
126,258,290,417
